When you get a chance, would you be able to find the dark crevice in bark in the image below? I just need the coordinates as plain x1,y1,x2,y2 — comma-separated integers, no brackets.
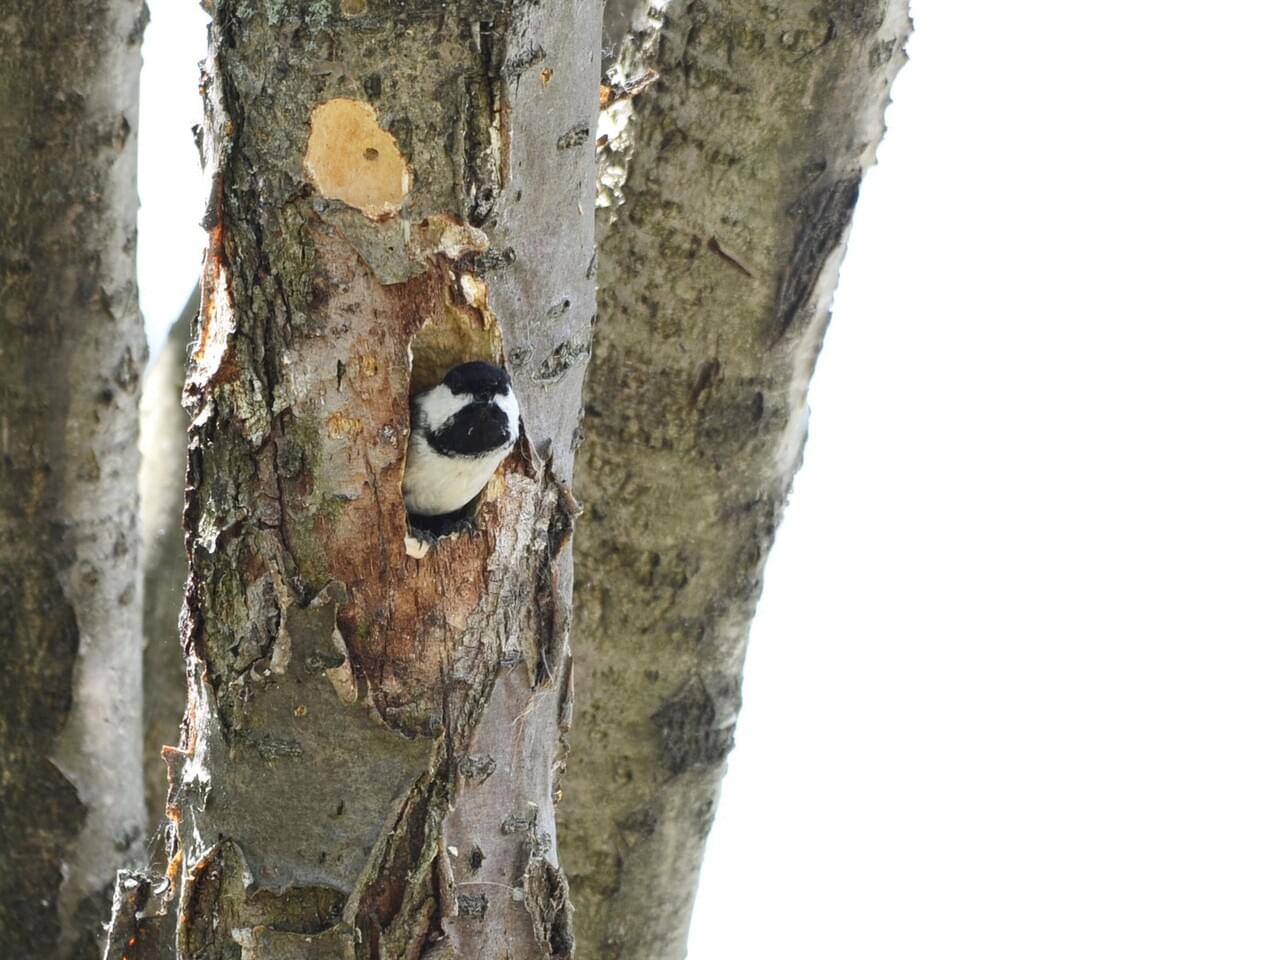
463,15,507,227
776,176,862,336
351,766,454,957
652,675,741,776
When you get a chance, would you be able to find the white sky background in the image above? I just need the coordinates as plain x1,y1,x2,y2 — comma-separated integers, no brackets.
138,3,1280,957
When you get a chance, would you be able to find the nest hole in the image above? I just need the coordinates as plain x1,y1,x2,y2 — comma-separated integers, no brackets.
402,296,513,557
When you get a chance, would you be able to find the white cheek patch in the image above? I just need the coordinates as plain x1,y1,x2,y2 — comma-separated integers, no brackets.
415,385,470,433
496,385,521,437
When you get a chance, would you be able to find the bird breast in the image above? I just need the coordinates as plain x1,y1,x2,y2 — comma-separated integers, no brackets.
403,432,512,516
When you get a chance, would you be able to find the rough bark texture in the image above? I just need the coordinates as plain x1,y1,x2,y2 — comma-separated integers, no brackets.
559,2,911,957
165,3,599,958
0,1,148,956
142,290,198,826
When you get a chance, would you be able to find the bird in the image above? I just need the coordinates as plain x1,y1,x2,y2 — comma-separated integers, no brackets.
403,360,520,543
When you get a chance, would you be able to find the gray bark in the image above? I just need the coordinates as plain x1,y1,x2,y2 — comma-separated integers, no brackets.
141,290,197,826
0,1,149,956
159,2,600,957
559,2,912,958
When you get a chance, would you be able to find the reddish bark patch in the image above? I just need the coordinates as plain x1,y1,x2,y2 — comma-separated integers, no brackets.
283,222,538,735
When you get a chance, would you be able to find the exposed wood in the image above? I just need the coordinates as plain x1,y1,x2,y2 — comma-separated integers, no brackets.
0,1,148,955
559,2,912,957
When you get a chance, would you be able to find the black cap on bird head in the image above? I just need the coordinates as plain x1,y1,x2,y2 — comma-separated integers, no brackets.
442,361,510,400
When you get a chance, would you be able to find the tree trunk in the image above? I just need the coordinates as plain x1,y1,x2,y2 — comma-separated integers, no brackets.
141,289,198,827
559,2,911,957
0,1,148,956
167,3,598,957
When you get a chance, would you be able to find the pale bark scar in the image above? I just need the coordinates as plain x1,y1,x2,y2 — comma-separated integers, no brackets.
304,98,411,220
192,255,234,389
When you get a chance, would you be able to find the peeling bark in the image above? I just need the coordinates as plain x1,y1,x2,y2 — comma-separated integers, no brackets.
0,1,148,955
560,2,911,957
166,2,599,957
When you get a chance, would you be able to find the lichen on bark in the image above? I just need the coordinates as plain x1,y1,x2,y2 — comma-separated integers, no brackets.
168,1,600,957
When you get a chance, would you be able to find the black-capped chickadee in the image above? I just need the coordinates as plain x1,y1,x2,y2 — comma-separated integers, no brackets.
404,361,519,544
